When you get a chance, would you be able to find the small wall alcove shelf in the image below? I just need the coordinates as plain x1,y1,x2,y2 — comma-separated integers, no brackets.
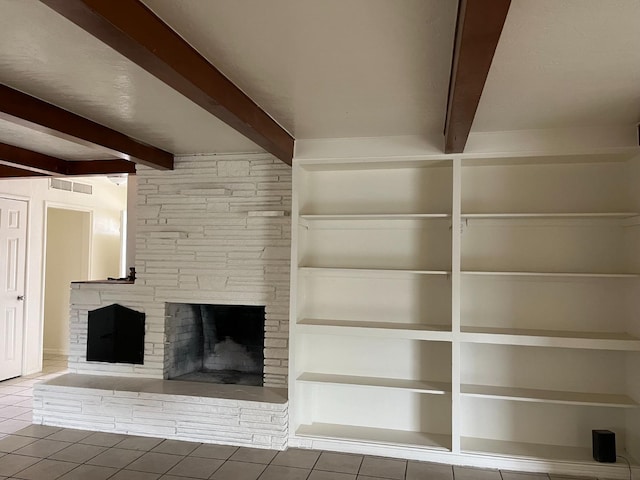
288,153,640,478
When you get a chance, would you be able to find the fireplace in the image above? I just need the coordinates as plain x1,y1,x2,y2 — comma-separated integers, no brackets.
166,303,265,386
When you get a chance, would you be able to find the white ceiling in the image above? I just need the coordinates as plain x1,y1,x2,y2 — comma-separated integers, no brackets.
0,0,638,160
141,0,458,141
0,0,261,155
473,0,640,132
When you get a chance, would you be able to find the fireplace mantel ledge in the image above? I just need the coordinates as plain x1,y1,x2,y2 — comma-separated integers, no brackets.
37,373,287,404
71,280,135,285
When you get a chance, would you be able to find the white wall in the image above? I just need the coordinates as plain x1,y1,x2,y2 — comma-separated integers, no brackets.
0,176,127,374
43,208,91,356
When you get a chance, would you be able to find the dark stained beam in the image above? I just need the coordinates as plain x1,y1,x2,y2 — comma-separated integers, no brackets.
0,84,173,170
0,164,48,178
0,142,135,177
40,0,295,165
0,142,67,175
444,0,511,153
66,159,136,176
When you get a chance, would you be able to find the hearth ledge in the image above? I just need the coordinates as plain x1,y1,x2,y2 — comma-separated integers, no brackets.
33,373,288,450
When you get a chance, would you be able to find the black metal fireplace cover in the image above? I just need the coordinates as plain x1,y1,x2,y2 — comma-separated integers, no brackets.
86,304,145,364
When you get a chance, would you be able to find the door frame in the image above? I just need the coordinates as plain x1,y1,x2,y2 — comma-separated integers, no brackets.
41,202,94,361
0,194,30,377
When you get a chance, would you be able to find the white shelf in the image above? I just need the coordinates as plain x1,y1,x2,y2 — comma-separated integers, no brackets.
461,212,639,219
461,384,638,408
300,267,450,277
461,437,595,463
300,213,451,221
297,423,451,451
297,318,452,341
298,372,451,395
460,326,640,351
461,270,638,278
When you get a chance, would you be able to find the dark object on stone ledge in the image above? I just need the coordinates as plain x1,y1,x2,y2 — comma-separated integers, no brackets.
87,304,145,364
106,267,136,282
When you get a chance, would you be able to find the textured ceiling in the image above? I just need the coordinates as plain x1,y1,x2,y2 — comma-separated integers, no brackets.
0,0,262,155
473,0,640,132
0,0,637,160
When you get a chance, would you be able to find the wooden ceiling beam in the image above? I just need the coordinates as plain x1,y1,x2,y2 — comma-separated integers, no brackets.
0,84,173,170
40,0,295,165
444,0,511,154
0,164,48,178
65,159,136,176
0,141,67,175
0,141,136,178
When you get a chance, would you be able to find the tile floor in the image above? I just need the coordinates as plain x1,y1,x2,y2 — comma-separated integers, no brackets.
0,356,609,479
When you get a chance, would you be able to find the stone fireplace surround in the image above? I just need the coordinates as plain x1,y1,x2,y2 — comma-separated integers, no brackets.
33,154,292,449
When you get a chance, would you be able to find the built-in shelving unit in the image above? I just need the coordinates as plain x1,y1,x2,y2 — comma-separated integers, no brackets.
289,152,640,477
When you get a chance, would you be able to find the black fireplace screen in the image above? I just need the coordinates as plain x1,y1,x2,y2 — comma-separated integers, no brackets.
86,304,145,364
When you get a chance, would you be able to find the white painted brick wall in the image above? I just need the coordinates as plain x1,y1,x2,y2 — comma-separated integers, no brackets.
68,154,291,387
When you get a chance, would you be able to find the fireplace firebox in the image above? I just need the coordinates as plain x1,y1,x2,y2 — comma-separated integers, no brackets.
166,303,265,386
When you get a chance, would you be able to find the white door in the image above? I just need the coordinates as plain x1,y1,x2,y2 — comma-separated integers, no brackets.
0,198,27,381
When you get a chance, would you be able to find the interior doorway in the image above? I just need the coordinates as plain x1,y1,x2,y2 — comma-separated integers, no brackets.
43,207,91,357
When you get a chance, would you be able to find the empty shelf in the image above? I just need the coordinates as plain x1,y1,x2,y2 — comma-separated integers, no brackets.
298,372,451,395
300,213,451,220
298,318,452,341
462,437,595,463
300,267,450,277
461,212,639,219
461,271,638,278
461,384,638,408
460,326,640,351
297,423,451,451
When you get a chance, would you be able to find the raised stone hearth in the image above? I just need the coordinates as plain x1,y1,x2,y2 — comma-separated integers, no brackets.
34,374,288,450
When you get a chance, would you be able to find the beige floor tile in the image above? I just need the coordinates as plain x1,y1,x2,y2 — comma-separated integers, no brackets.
80,432,130,448
189,443,238,460
10,458,76,480
165,456,224,478
47,429,93,443
258,464,310,480
406,460,453,480
87,447,144,469
13,425,61,439
210,460,266,480
454,466,502,480
229,447,278,464
116,436,164,452
110,470,161,480
272,448,321,469
0,454,40,477
152,440,200,456
0,436,37,454
126,452,183,474
13,439,71,458
57,464,119,480
359,456,407,480
315,452,363,474
308,470,356,480
50,443,106,463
